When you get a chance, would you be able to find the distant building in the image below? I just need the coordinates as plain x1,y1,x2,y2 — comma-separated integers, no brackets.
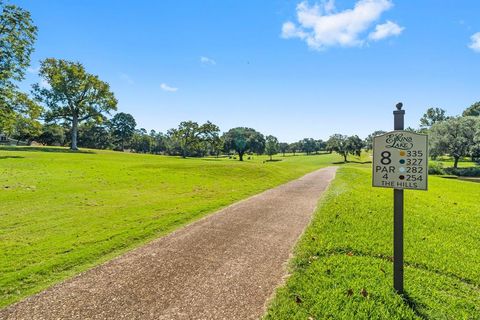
0,132,27,145
0,132,8,144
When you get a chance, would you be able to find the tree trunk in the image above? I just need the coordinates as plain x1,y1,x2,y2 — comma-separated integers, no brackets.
71,114,79,150
453,156,459,168
239,152,244,161
270,155,272,161
343,153,348,163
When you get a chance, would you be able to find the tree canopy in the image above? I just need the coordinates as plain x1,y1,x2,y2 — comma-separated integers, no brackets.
327,134,349,162
265,135,279,160
109,112,136,150
0,1,36,89
0,1,38,133
327,134,364,162
430,116,479,168
420,107,449,129
288,142,300,155
223,127,265,161
33,58,117,150
347,135,364,157
462,102,480,117
279,142,289,156
300,138,316,155
167,120,220,158
364,130,386,150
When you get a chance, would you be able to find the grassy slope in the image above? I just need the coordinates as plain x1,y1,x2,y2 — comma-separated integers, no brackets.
265,166,480,319
0,147,341,308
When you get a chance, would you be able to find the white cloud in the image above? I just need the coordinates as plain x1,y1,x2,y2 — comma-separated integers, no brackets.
368,20,404,41
469,32,480,52
119,73,134,84
282,0,402,50
200,56,216,65
160,83,178,92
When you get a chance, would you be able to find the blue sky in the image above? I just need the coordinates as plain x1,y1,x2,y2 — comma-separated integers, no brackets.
12,0,480,142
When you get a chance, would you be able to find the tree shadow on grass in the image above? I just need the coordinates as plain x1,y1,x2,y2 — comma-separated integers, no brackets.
0,146,95,154
266,159,283,162
402,291,429,320
0,155,25,160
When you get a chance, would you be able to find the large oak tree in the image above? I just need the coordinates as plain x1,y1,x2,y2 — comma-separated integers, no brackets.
167,120,220,158
33,58,117,150
223,127,265,161
430,116,479,168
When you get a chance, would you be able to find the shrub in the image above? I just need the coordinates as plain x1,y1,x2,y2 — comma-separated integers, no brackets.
428,162,445,175
444,167,480,177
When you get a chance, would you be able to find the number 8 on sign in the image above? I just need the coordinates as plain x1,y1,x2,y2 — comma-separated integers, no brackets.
381,151,392,165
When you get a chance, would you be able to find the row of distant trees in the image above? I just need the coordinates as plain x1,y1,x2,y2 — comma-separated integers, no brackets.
16,116,365,162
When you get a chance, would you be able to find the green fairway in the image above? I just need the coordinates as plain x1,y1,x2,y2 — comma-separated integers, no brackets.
264,166,480,319
0,147,342,308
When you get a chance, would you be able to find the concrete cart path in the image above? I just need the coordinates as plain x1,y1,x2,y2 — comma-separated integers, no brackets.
1,166,338,320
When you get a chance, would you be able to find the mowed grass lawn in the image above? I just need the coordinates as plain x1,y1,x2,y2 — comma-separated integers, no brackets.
265,166,480,319
0,146,342,308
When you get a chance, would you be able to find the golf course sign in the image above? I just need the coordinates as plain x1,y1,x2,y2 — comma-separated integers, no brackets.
372,131,428,190
372,103,429,294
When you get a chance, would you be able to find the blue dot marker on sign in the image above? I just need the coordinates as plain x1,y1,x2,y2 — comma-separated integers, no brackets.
399,159,405,164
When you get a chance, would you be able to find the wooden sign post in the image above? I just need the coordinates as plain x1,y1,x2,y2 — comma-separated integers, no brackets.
372,103,428,294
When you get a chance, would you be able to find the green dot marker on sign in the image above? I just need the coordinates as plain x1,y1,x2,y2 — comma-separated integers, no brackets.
399,159,405,164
